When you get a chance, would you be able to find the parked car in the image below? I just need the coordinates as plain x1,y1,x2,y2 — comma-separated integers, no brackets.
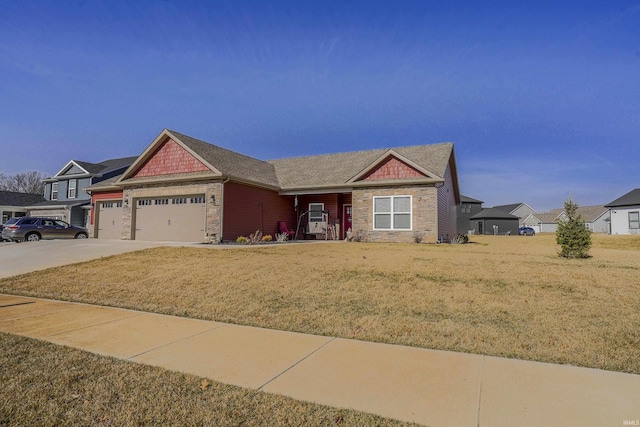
518,226,535,236
1,217,88,242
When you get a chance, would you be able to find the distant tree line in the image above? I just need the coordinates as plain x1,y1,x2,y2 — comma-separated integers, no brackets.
0,171,47,194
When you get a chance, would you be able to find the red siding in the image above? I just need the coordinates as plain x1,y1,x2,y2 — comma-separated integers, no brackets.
222,182,296,240
296,194,342,239
89,191,123,225
133,138,210,178
362,157,424,181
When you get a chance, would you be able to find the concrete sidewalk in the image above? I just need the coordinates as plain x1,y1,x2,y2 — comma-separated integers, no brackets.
1,294,638,427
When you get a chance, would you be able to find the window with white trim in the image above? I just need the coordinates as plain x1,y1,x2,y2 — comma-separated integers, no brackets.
67,179,77,199
51,182,58,200
373,195,412,230
309,203,324,222
629,211,640,229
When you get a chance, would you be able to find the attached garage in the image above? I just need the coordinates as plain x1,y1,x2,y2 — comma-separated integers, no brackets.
96,201,123,239
134,195,206,242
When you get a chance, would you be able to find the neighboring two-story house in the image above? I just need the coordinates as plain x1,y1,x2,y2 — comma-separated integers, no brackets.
456,195,484,234
28,157,137,227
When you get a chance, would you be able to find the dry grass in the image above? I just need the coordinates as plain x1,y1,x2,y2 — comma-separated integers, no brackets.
0,333,412,426
1,233,639,374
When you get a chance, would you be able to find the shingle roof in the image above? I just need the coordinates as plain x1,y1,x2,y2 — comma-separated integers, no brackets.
605,188,640,208
29,200,89,208
470,208,519,220
0,191,46,207
95,156,139,175
168,130,280,188
537,205,608,223
72,161,105,174
492,203,524,214
268,143,454,190
460,195,483,204
116,129,456,193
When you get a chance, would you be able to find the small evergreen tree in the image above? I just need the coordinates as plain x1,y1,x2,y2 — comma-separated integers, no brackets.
556,199,592,258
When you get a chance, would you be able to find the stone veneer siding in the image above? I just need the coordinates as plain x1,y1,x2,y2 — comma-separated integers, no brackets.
121,180,223,243
352,185,438,243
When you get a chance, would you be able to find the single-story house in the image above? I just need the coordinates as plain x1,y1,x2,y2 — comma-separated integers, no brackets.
523,205,610,234
86,129,460,243
0,191,46,224
457,195,484,234
28,156,137,227
492,202,538,226
605,188,640,235
470,207,520,235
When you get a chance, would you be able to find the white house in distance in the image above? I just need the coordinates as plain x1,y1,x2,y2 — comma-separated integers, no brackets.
522,205,610,234
605,188,640,235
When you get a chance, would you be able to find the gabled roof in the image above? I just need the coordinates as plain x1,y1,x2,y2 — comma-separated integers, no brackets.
605,188,640,208
116,129,457,195
575,205,609,222
0,191,46,207
470,208,519,220
117,129,280,189
269,142,454,191
48,156,137,180
492,203,525,214
460,195,483,204
170,130,280,188
532,205,609,223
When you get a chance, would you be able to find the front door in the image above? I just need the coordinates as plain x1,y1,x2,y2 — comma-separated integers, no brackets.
343,204,352,239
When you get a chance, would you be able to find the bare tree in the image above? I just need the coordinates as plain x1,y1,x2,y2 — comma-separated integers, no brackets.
0,171,47,194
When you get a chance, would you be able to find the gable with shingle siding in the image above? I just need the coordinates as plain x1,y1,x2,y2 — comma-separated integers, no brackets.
132,138,210,178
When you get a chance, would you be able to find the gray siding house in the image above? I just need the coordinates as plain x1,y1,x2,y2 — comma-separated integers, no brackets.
29,157,136,227
457,195,484,234
492,202,538,226
470,207,520,235
606,188,640,235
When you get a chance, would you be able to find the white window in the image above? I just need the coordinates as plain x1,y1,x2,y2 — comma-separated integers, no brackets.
67,179,77,199
309,203,324,222
51,182,59,200
373,195,412,230
629,212,640,229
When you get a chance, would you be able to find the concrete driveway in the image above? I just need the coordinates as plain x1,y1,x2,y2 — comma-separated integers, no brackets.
0,239,191,279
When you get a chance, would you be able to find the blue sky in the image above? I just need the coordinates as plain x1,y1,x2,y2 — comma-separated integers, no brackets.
1,1,638,211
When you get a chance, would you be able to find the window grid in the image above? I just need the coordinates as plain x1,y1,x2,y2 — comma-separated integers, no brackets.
373,195,412,230
51,183,58,200
68,179,77,199
629,211,640,229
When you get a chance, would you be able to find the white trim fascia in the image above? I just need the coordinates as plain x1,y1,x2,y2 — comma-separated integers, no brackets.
53,160,91,178
116,129,222,184
347,150,441,183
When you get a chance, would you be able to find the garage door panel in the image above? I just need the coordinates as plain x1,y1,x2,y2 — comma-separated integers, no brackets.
135,196,206,242
97,201,123,239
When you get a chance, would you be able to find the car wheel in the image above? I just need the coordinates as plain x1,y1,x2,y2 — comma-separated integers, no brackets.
75,232,88,239
25,233,41,242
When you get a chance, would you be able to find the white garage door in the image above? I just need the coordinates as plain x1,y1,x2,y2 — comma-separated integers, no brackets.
134,196,206,242
97,201,123,239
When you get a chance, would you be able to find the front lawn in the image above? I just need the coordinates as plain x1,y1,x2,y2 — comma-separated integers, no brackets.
1,233,639,374
0,333,412,426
